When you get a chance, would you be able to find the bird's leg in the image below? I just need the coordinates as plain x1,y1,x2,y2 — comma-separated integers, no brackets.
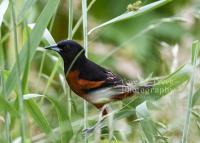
82,105,108,134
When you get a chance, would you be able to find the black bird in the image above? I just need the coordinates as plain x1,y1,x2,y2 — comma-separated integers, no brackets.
46,40,153,115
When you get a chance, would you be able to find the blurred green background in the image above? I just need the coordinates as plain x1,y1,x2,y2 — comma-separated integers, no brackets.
0,0,200,142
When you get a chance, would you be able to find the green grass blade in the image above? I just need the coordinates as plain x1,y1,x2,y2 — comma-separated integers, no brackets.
82,0,89,142
1,69,12,143
29,24,57,96
192,40,200,65
43,59,60,95
10,0,26,141
47,96,73,143
115,64,191,119
192,88,200,107
21,20,31,94
82,0,88,56
136,102,157,142
17,0,36,23
0,0,9,26
99,17,186,64
27,23,57,101
4,0,60,96
39,57,61,106
28,23,56,45
147,65,191,99
0,28,4,68
88,0,172,35
0,95,18,117
23,94,73,142
139,64,191,101
49,14,56,32
182,40,200,143
24,100,55,141
23,94,44,100
68,0,73,40
67,0,73,121
0,0,9,68
72,0,96,37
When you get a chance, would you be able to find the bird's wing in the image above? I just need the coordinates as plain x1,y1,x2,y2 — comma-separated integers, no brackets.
78,60,128,94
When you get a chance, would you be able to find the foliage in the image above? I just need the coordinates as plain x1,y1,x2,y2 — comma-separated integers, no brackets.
0,0,200,142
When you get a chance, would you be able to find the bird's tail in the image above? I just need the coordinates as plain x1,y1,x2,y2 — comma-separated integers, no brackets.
129,79,159,94
88,78,160,104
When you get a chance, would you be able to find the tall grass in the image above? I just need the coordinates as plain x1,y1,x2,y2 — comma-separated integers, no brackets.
10,0,26,142
0,0,10,142
1,69,11,143
0,0,9,67
1,0,60,142
82,0,89,142
88,0,173,35
182,41,200,143
72,0,96,38
67,0,73,120
0,0,199,142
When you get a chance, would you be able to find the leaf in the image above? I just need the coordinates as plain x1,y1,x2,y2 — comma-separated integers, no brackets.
17,0,37,23
0,95,18,117
25,100,55,141
72,0,97,37
88,0,173,35
43,59,60,95
24,94,73,142
3,0,60,96
191,40,200,65
147,64,191,100
0,0,9,26
115,64,191,119
182,40,200,143
23,94,44,100
28,23,56,45
190,41,200,110
192,88,200,106
0,70,18,117
136,102,157,142
47,96,73,143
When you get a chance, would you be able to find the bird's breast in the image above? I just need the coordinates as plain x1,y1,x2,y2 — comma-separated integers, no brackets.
66,70,105,102
66,70,84,96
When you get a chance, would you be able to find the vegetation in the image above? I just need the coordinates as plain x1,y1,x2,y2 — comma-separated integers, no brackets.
0,0,200,142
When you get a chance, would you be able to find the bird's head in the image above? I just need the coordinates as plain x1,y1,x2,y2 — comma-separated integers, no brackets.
45,40,86,71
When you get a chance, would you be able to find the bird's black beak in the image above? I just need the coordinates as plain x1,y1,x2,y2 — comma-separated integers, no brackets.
45,44,61,52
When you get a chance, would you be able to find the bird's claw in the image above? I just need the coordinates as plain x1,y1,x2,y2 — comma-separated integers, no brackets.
82,125,96,134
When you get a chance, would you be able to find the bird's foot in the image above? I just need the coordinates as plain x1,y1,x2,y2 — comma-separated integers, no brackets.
82,125,97,134
82,105,107,134
82,117,105,134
